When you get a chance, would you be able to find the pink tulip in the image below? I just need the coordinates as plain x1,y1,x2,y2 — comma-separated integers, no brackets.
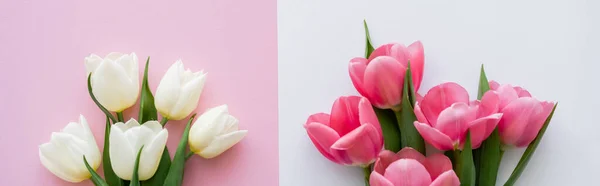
370,147,460,186
349,41,424,110
304,96,383,166
488,81,555,147
413,82,503,151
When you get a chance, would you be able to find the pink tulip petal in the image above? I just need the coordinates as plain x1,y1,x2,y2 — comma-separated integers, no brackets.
496,84,519,109
330,96,362,136
489,80,500,90
514,86,532,98
305,122,342,163
478,91,500,117
430,170,461,186
498,97,543,146
370,171,395,186
468,113,502,149
424,154,454,180
414,103,430,124
420,82,470,126
384,159,432,186
397,147,427,164
416,93,424,103
435,103,476,142
368,43,395,61
305,113,331,127
358,97,382,134
390,44,409,67
407,41,424,91
514,101,553,147
414,122,455,151
331,124,381,165
374,150,401,174
363,56,406,109
350,57,370,97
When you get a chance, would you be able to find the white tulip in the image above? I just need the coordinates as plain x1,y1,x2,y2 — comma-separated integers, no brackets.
39,115,101,183
155,60,207,120
109,119,168,180
85,52,140,112
189,105,247,158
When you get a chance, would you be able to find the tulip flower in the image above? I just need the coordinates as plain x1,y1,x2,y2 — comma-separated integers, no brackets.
488,81,554,147
189,105,247,158
413,82,503,151
109,119,168,180
349,41,424,109
85,52,140,112
370,148,460,186
304,96,383,166
39,115,101,183
155,60,207,120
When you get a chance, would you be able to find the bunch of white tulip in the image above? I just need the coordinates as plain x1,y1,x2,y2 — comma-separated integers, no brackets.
38,52,247,186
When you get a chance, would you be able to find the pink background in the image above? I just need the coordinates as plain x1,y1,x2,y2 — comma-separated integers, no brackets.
0,0,277,185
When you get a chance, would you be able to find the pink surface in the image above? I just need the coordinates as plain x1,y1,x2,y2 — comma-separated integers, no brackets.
0,0,278,185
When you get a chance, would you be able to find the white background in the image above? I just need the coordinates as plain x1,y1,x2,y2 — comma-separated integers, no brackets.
278,0,600,185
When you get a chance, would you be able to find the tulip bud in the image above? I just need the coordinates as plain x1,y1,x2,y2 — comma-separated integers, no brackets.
188,105,247,158
304,96,383,166
155,60,207,120
85,52,140,112
109,119,168,180
39,115,101,183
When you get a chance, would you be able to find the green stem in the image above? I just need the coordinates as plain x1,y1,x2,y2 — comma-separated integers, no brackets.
160,117,169,126
185,151,194,161
116,112,124,122
363,166,371,186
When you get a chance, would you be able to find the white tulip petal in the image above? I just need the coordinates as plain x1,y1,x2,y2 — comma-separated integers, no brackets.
198,130,247,159
167,74,205,120
142,121,163,133
138,129,168,180
84,54,103,75
39,145,86,183
155,61,183,119
221,115,240,134
110,125,136,180
105,52,125,61
92,59,138,112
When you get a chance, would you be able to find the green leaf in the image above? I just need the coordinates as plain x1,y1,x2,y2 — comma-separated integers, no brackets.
141,149,171,186
504,104,558,186
87,74,117,123
163,114,197,186
394,63,425,154
84,156,109,186
473,65,502,186
363,20,375,58
130,146,144,186
139,57,158,123
103,117,124,186
456,131,476,186
374,107,401,152
405,62,416,106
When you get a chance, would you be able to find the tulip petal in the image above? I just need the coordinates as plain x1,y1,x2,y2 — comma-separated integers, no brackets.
363,56,406,109
373,150,401,174
495,84,519,109
469,113,502,148
91,58,139,112
167,69,206,120
407,41,424,91
414,103,429,124
488,81,500,90
435,103,476,142
420,82,470,126
424,154,454,180
384,159,432,186
478,91,500,117
414,122,455,151
368,43,395,61
514,101,553,147
304,122,344,164
199,130,247,158
430,170,460,186
330,96,362,136
105,52,125,61
358,97,381,134
331,124,381,165
139,129,168,180
370,172,395,186
84,54,103,75
514,86,532,98
396,147,426,163
155,61,183,119
109,126,136,180
498,97,543,146
114,53,139,85
306,113,330,126
349,57,369,97
390,44,409,67
39,136,89,183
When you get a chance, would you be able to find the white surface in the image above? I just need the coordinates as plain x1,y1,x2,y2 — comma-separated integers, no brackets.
278,0,600,185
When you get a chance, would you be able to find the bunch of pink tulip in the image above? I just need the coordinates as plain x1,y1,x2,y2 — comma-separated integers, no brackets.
304,21,557,186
